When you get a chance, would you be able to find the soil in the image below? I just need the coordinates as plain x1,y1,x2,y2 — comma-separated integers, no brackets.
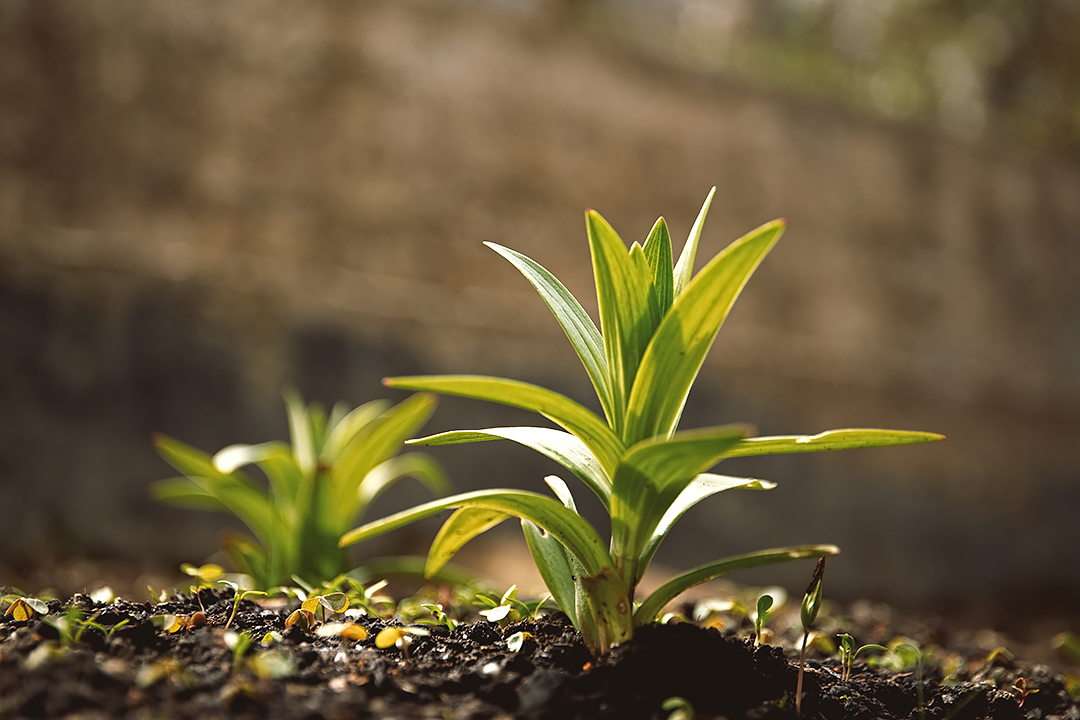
1,588,1077,720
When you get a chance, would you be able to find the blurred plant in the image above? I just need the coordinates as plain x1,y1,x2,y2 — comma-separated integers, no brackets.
153,390,447,589
662,696,697,720
341,191,943,655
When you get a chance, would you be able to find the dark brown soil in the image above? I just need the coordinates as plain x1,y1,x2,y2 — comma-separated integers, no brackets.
1,588,1077,719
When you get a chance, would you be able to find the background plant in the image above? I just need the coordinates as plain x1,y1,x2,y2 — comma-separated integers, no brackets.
153,390,447,589
341,190,943,655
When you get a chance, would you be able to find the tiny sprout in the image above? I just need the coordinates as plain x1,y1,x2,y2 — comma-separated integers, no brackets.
261,630,283,643
754,594,774,647
151,612,204,633
223,630,252,672
797,557,826,716
375,625,429,652
1011,677,1039,707
301,592,350,623
507,631,532,652
420,603,457,632
3,596,47,622
285,608,317,632
836,633,888,681
220,580,268,630
662,696,696,720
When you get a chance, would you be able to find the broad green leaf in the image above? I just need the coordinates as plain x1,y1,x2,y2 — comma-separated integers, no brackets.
672,187,716,299
408,427,610,509
625,220,784,444
213,441,302,513
522,519,580,628
322,400,391,462
154,435,276,544
637,473,776,575
331,393,437,529
340,489,613,577
427,507,510,576
485,242,614,428
150,478,229,512
357,452,449,510
633,544,839,626
610,424,751,585
642,217,674,319
586,210,654,437
384,375,624,478
720,429,946,458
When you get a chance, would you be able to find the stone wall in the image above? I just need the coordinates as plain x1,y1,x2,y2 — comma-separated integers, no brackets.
1,0,1078,615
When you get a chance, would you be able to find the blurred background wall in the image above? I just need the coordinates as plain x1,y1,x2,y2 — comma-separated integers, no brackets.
1,0,1078,624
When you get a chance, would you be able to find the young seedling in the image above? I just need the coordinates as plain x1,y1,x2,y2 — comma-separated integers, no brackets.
153,390,448,589
662,696,696,720
836,633,888,681
418,603,457,632
796,557,826,716
374,625,430,662
219,580,268,630
2,595,48,622
340,191,944,655
753,593,774,647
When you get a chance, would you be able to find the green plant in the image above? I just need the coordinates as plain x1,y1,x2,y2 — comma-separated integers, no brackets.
473,585,551,627
153,390,447,589
836,633,888,681
340,191,944,655
754,593,775,647
796,558,825,716
219,581,268,630
662,696,697,720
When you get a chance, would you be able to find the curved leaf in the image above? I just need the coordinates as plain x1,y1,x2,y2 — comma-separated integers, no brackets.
339,489,613,577
720,429,945,458
485,242,614,428
610,424,751,584
586,210,653,437
213,441,302,512
673,187,716,300
331,393,437,529
634,544,839,626
384,375,624,478
637,473,776,575
150,478,230,512
522,519,579,627
408,427,610,509
643,217,674,320
322,400,391,462
357,452,449,510
426,507,510,576
625,219,784,444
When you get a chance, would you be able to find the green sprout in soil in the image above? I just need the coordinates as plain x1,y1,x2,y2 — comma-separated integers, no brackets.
796,557,825,716
836,633,888,681
754,593,775,647
473,585,551,628
153,390,447,589
340,190,944,655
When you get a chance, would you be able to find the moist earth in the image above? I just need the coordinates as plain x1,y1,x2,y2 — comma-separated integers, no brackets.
1,589,1076,719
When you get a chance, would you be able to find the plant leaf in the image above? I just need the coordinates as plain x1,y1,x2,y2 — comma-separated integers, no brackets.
610,424,751,585
384,375,624,478
522,519,580,628
672,187,716,299
283,388,317,479
586,210,654,438
720,429,946,458
637,473,776,575
485,242,615,429
322,400,391,462
330,393,437,530
643,217,674,320
408,427,610,509
357,452,449,510
154,435,276,544
149,478,230,512
213,442,302,515
625,219,784,444
339,489,613,577
633,544,839,626
426,507,510,577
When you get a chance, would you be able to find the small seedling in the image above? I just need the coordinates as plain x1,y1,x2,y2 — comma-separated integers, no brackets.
284,608,317,632
342,192,942,655
2,596,48,622
219,580,268,630
1010,677,1039,707
374,625,430,661
150,611,206,634
796,557,826,716
419,603,458,632
662,696,696,720
836,633,888,681
473,586,551,628
301,592,350,624
153,390,448,589
753,593,774,647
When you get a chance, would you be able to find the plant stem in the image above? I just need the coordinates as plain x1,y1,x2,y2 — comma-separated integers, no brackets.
796,630,808,715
